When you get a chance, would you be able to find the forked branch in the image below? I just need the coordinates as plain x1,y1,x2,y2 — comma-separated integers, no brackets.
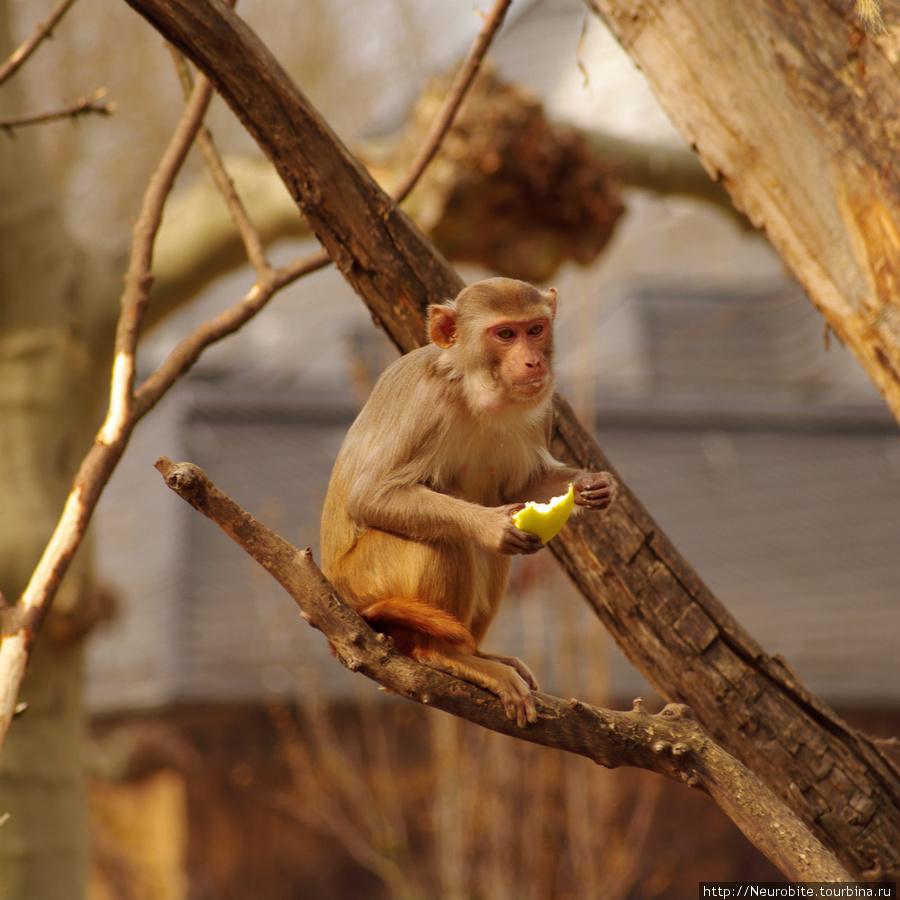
154,455,852,885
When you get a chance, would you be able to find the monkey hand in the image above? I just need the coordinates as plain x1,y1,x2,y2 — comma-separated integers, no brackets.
493,505,546,555
573,472,616,511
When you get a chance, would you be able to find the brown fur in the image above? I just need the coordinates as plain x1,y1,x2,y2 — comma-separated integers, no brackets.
321,278,615,726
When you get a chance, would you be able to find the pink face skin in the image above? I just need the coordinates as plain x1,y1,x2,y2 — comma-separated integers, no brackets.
485,315,553,400
485,316,550,394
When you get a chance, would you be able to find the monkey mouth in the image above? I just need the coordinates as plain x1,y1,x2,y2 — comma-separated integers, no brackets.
513,378,547,395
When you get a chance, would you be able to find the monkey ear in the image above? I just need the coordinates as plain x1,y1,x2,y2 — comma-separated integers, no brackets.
428,304,458,348
544,287,558,319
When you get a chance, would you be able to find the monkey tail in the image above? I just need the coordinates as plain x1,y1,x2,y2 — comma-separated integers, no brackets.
360,597,476,655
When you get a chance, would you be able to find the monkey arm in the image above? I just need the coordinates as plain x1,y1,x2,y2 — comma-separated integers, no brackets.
342,433,543,555
347,475,541,555
349,475,490,542
519,461,583,504
338,351,544,554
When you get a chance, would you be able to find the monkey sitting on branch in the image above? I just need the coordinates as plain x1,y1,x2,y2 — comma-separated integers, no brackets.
321,277,615,727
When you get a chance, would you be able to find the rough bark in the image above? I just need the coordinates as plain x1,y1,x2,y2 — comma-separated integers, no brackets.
549,397,900,879
155,457,853,884
122,0,900,879
585,0,900,424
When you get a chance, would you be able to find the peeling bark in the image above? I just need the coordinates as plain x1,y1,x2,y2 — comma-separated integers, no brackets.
585,0,900,423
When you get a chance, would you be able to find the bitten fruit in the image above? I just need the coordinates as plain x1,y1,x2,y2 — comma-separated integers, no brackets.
512,484,574,543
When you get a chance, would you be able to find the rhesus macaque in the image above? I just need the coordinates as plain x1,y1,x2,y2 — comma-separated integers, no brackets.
320,278,615,726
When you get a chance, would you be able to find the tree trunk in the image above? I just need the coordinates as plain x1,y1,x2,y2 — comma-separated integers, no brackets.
585,0,900,424
0,5,115,894
121,0,900,879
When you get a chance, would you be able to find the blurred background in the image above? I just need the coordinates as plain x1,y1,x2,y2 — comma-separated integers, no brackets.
2,0,898,897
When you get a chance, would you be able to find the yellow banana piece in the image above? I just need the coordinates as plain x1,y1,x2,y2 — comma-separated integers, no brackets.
512,483,575,543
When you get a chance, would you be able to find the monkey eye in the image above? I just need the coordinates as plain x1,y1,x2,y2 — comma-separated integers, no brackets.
496,327,515,340
529,323,544,336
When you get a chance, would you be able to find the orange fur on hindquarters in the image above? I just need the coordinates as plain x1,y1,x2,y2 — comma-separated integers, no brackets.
361,597,476,656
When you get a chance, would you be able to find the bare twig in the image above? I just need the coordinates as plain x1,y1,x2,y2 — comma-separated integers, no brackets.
0,0,79,85
169,51,272,276
132,247,328,419
0,89,113,134
391,0,512,203
102,75,214,447
153,456,854,885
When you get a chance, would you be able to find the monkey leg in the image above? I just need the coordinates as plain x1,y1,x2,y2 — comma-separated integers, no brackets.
411,640,538,728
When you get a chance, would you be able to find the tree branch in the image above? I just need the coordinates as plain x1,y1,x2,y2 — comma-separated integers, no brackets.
0,0,79,85
583,0,900,422
169,52,273,278
391,0,512,203
132,247,328,419
153,456,852,884
0,88,113,134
